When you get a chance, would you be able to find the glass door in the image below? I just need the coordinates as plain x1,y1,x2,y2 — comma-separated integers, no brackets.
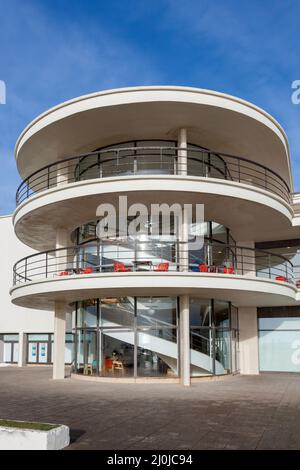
28,342,38,363
38,342,48,363
76,329,98,375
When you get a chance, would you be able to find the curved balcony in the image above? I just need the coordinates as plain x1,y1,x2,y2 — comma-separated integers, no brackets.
16,146,291,206
13,238,294,286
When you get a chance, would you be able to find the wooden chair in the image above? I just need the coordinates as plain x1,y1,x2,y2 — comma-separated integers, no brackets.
112,360,124,375
83,364,93,375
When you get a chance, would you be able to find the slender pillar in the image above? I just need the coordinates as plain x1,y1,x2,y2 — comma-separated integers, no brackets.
180,295,190,386
18,332,27,367
56,228,69,274
0,338,3,363
238,307,259,374
178,128,187,176
53,301,66,379
236,241,255,277
180,206,190,272
56,161,71,186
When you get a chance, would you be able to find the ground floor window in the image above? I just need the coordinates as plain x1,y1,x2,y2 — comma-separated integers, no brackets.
73,297,239,378
0,334,19,363
27,333,74,365
258,307,300,372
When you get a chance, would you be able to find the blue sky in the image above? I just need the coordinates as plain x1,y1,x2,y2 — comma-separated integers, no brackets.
0,0,300,214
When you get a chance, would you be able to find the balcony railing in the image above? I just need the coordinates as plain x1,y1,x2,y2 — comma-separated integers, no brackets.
13,239,294,286
16,147,291,205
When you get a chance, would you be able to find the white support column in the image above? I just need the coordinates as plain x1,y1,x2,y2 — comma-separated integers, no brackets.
180,206,190,272
56,161,71,186
236,241,255,277
180,295,190,386
18,332,27,367
56,228,69,274
238,307,259,375
53,301,66,380
0,337,3,363
178,128,187,176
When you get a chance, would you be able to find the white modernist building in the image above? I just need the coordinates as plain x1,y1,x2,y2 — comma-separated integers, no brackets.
1,86,300,384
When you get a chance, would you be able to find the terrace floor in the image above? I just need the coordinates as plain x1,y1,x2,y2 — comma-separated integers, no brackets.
0,366,300,450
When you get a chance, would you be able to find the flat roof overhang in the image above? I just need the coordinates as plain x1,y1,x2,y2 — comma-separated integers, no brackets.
10,272,297,310
13,176,293,251
15,86,293,190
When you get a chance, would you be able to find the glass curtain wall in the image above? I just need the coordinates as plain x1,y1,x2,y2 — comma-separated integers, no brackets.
189,298,239,376
74,297,178,378
74,140,228,181
255,239,300,281
73,296,238,378
72,220,236,275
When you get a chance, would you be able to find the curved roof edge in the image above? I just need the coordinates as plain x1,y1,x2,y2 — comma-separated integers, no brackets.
14,86,293,190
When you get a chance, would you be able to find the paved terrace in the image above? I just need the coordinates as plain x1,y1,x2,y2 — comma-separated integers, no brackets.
0,367,299,450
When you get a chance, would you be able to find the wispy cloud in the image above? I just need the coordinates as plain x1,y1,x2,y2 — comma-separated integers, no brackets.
161,0,300,185
0,0,300,214
0,0,163,213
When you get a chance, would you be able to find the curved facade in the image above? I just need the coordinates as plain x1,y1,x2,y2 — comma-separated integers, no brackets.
9,86,300,382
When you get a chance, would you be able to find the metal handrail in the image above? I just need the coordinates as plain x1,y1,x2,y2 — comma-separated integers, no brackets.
16,146,291,205
13,239,295,286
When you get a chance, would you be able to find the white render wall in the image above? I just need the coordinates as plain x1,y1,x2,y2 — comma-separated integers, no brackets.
0,215,54,334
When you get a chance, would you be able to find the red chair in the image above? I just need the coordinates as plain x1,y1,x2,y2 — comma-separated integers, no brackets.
199,263,208,272
275,276,287,282
114,261,132,272
154,262,169,272
223,266,235,274
82,267,93,274
58,271,69,276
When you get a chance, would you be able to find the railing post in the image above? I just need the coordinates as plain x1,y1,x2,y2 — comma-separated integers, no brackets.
25,258,28,281
206,152,211,178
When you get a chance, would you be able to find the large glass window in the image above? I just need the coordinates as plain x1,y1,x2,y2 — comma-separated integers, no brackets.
0,334,19,363
77,299,98,327
100,297,135,328
255,239,299,282
73,296,237,379
74,296,179,378
258,306,300,372
189,298,234,376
